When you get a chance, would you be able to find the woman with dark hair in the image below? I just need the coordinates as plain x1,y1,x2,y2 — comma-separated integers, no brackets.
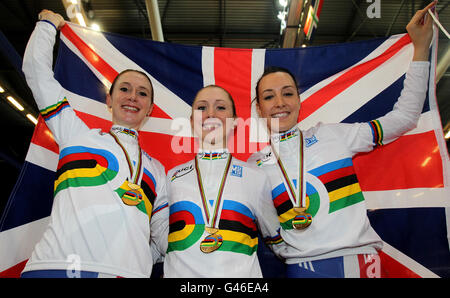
248,2,436,277
20,10,169,278
164,85,284,277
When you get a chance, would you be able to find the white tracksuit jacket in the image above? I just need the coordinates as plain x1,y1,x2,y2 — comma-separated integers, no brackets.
164,150,285,277
21,21,169,277
248,61,430,264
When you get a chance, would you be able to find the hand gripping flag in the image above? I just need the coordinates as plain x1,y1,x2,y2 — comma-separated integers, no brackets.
0,21,449,278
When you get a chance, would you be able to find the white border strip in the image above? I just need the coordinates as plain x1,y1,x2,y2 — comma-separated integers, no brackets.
201,46,215,87
428,25,450,190
0,217,50,272
404,111,433,135
299,43,414,130
300,34,406,101
25,143,59,172
364,188,449,209
250,49,269,143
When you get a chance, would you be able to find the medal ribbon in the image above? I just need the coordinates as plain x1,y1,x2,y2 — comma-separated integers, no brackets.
270,129,305,209
194,154,232,230
109,131,143,185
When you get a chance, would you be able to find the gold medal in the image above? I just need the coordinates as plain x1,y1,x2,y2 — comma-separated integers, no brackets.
292,196,311,229
122,188,143,206
127,182,141,190
124,182,143,205
200,233,223,253
205,227,219,235
292,211,312,230
109,131,145,207
293,207,307,213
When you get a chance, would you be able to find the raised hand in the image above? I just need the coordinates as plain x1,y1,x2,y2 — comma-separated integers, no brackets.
406,1,437,61
38,9,65,30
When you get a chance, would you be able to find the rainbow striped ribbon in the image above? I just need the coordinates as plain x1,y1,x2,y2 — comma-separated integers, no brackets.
109,131,143,185
194,155,232,230
271,129,305,209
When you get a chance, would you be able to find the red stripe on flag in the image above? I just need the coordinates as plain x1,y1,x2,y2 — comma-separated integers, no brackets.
31,111,112,156
299,34,411,122
31,116,59,154
150,105,172,119
213,48,253,161
75,110,113,132
213,48,253,120
61,24,118,83
139,132,194,173
61,24,171,120
356,254,388,278
356,252,421,278
354,131,443,191
378,251,421,278
0,260,27,278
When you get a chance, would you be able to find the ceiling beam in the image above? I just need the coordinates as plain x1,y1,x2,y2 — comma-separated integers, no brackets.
282,0,304,48
61,0,89,26
144,0,164,42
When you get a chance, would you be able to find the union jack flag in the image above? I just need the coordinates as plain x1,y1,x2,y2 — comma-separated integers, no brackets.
0,21,448,277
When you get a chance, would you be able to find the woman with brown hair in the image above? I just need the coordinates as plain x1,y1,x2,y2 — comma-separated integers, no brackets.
20,10,169,278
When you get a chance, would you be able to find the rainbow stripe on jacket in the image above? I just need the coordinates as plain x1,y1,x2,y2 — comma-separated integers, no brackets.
40,97,70,121
167,199,259,256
